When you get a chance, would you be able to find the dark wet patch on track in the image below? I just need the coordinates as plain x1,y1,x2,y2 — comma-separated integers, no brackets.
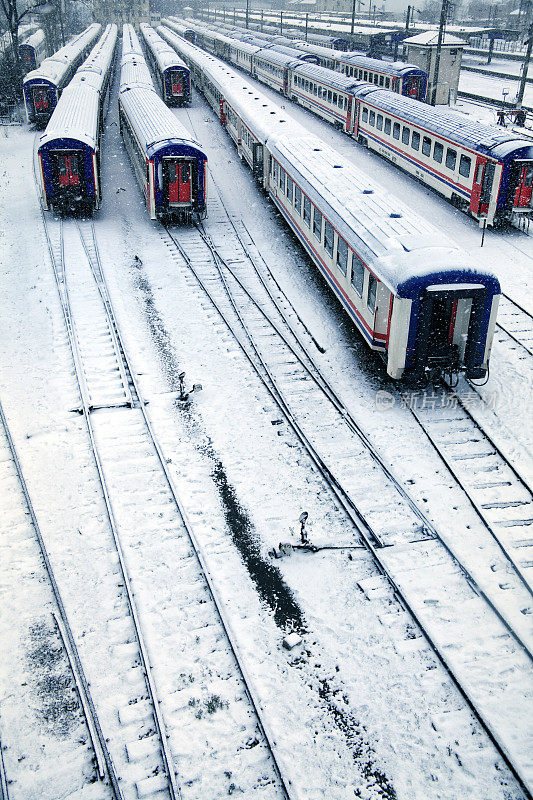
27,621,80,736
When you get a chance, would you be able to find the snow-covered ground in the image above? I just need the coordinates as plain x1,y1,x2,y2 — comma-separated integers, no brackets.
0,53,532,800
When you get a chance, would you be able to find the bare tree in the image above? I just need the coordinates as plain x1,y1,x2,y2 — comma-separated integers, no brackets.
0,0,48,90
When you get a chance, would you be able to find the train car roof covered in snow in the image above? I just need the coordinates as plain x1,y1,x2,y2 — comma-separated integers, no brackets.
140,23,189,72
38,83,100,150
292,61,365,92
340,53,424,75
354,86,533,158
23,24,101,87
269,133,498,297
253,47,303,68
77,24,117,78
21,29,46,50
119,86,205,160
119,55,155,92
122,23,144,57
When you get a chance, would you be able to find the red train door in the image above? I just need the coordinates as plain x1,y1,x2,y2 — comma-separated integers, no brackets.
170,71,183,97
168,162,192,205
404,77,420,97
55,153,80,187
34,87,49,111
470,157,495,217
513,163,533,209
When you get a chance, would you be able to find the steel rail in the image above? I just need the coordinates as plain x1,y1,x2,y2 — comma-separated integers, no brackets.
0,737,9,800
82,219,294,800
162,223,533,800
190,218,533,654
40,213,181,800
0,394,121,798
497,293,533,357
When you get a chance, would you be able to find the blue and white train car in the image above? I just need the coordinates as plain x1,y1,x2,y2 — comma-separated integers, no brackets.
352,87,533,225
19,29,46,74
167,37,500,382
118,25,207,220
139,23,191,105
23,24,102,125
37,25,117,213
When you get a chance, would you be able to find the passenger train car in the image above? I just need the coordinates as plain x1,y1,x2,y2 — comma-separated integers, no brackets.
139,23,191,105
164,21,532,225
37,25,117,213
161,36,501,383
19,29,46,73
23,24,102,125
118,25,207,220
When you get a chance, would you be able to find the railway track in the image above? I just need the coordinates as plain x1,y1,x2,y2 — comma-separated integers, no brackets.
0,395,120,800
39,211,293,800
161,183,533,797
496,293,533,357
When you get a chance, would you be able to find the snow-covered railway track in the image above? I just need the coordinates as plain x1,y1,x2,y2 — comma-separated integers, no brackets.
162,191,533,797
408,385,533,595
496,294,533,357
40,212,292,800
0,395,120,800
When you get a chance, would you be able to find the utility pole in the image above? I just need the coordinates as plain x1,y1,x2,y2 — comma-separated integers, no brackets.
405,4,411,32
516,22,533,109
280,10,283,34
351,0,356,34
305,12,309,39
246,0,249,28
431,0,449,105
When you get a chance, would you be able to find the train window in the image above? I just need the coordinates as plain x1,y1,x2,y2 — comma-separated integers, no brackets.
385,77,390,88
525,165,533,186
369,111,375,126
337,236,348,275
459,154,471,178
384,118,391,135
446,148,457,170
324,220,334,257
294,184,302,213
303,195,311,226
475,163,483,183
314,84,318,96
375,114,382,130
374,74,379,84
333,93,337,105
379,75,384,86
364,71,368,80
367,275,377,314
351,254,364,296
362,108,368,122
328,90,332,103
271,160,278,180
279,167,285,190
313,208,323,240
433,142,443,163
286,175,293,200
402,126,410,144
422,136,431,156
393,122,400,139
411,131,420,150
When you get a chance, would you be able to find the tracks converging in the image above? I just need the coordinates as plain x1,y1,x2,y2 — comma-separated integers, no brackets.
36,212,293,800
161,183,533,797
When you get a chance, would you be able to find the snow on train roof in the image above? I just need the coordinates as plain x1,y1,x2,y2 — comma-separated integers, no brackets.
119,86,204,157
140,24,189,73
21,29,46,49
254,47,303,67
38,83,100,150
24,24,101,86
119,53,155,93
269,134,492,294
122,24,144,58
355,87,533,156
292,61,364,91
77,24,117,77
340,53,424,75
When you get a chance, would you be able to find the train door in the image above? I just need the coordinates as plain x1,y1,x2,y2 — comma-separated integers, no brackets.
33,86,50,112
252,142,263,182
404,76,421,99
346,95,352,133
167,161,192,205
469,157,494,218
283,67,289,95
513,162,533,210
170,70,183,99
53,152,82,190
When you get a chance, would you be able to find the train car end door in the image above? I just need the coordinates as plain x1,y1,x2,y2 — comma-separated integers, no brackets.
54,152,81,189
168,161,192,205
513,162,533,210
